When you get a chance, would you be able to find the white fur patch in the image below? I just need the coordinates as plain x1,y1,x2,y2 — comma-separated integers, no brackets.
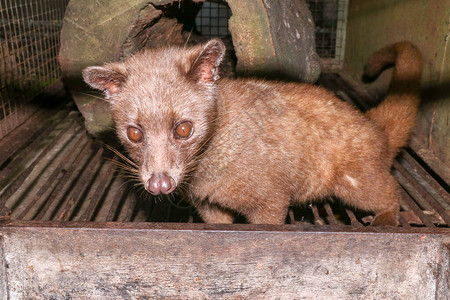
345,175,358,188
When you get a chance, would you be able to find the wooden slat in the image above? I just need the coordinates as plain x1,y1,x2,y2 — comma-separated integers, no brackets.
0,224,448,299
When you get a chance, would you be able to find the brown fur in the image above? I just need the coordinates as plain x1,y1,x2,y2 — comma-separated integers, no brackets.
82,40,422,226
364,42,423,163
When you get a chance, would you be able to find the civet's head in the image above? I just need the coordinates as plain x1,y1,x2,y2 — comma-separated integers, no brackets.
82,39,226,195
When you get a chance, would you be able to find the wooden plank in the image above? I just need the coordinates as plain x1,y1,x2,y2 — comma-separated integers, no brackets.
2,220,450,235
0,234,8,300
436,244,450,299
0,224,449,299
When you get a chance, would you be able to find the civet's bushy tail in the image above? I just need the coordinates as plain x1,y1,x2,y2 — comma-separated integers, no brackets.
364,41,423,163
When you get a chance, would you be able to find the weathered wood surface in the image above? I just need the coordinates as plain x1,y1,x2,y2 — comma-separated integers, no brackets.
59,0,320,139
59,0,155,138
228,0,320,81
0,222,449,299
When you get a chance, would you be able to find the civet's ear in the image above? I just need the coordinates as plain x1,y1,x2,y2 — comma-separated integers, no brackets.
82,64,127,99
188,39,226,84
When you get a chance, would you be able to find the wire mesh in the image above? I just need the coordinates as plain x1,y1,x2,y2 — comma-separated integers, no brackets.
307,0,348,69
195,1,231,38
308,0,338,58
0,0,69,139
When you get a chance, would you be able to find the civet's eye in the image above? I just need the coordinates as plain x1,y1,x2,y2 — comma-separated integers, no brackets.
174,121,193,139
127,126,143,142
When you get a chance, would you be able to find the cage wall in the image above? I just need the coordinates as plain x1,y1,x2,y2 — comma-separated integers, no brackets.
0,0,69,139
